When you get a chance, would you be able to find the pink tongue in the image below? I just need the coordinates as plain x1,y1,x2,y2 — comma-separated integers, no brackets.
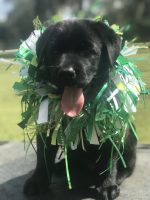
61,87,84,117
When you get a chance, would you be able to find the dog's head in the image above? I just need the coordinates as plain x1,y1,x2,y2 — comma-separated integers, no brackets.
36,19,121,117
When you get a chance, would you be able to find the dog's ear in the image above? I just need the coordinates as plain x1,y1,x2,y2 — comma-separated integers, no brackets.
36,26,54,67
91,21,121,67
36,30,49,67
36,27,56,81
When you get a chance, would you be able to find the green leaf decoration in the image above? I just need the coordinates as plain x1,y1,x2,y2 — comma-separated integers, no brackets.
13,82,28,95
33,16,43,30
94,15,103,22
111,24,123,35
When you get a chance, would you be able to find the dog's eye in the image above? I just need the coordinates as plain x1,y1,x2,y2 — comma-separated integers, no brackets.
80,42,86,48
84,49,98,56
79,48,98,57
53,50,59,55
90,49,98,55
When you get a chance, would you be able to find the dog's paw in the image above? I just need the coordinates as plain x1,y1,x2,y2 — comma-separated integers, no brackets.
97,185,120,200
23,173,50,196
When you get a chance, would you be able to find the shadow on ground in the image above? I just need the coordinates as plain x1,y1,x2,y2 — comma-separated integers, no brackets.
0,142,150,200
0,170,99,200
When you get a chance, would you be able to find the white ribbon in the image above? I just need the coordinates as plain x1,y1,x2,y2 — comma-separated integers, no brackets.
37,98,49,124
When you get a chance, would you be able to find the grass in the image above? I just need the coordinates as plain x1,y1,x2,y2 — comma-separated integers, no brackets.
131,46,150,143
0,45,150,143
0,61,23,140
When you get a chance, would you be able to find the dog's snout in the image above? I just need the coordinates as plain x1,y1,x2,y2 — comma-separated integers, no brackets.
58,67,76,83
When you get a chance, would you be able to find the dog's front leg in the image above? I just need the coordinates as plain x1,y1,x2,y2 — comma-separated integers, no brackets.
23,132,58,196
97,157,120,200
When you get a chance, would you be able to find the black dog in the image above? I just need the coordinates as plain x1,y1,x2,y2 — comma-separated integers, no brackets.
23,19,137,199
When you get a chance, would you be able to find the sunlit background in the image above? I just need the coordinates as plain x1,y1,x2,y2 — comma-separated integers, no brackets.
0,0,150,142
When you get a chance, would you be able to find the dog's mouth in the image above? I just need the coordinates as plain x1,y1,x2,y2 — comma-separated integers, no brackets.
61,86,84,117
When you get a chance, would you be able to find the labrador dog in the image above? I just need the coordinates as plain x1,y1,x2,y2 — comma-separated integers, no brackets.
23,19,137,200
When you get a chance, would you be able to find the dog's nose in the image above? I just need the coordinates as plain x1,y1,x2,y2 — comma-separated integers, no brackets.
58,67,76,82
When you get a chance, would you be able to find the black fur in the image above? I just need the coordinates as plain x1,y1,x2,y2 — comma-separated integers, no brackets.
23,19,137,199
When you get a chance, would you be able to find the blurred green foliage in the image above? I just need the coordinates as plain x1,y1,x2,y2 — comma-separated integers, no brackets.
0,0,150,49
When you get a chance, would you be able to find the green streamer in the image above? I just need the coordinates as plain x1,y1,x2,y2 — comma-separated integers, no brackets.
64,146,72,189
129,121,139,141
93,83,108,107
108,136,127,168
